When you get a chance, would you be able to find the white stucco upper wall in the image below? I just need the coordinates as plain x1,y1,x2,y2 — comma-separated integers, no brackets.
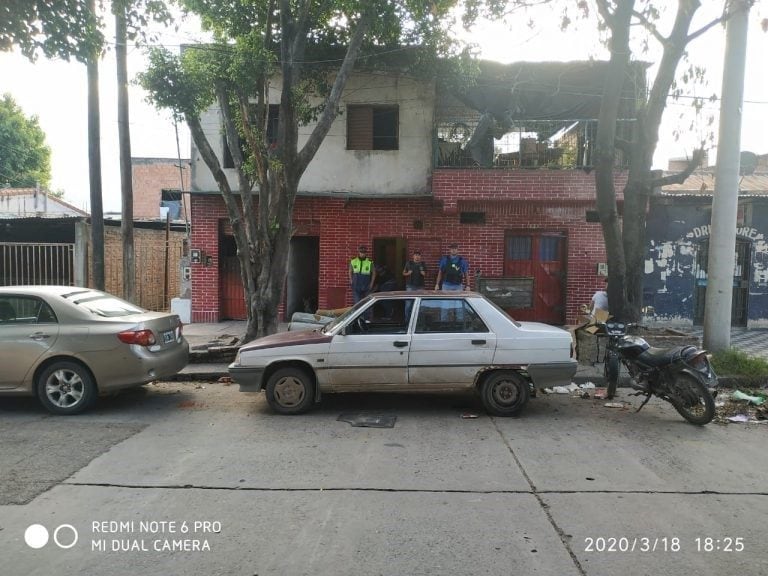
190,72,435,196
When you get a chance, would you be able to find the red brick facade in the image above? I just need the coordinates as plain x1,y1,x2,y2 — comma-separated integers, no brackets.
189,169,626,325
132,158,191,220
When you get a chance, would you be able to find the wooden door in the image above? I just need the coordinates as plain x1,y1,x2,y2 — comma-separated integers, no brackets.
503,231,566,324
220,242,247,320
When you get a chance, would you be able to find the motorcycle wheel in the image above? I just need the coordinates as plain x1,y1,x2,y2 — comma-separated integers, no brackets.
667,373,715,425
604,351,620,399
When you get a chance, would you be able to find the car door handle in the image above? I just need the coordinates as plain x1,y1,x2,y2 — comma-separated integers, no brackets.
393,341,409,348
471,339,486,345
29,332,50,340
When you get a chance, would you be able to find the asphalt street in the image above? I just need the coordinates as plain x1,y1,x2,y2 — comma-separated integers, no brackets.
0,382,766,576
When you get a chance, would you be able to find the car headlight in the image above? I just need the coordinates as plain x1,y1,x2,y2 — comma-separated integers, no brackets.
234,350,241,365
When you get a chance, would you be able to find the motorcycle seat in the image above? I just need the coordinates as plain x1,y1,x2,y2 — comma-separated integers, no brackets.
636,346,688,367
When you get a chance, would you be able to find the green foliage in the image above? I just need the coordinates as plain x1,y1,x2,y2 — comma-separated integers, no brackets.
712,348,768,378
138,47,216,120
0,0,103,62
112,0,173,44
0,93,51,188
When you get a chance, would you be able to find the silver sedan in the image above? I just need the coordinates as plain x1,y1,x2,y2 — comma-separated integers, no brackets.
230,292,576,416
0,286,189,414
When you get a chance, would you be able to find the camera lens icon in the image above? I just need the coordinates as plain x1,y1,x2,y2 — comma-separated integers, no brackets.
24,524,49,549
24,524,79,549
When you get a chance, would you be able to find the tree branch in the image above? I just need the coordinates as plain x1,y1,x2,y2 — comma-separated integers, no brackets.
595,0,616,30
631,9,667,46
297,10,372,173
650,149,705,187
687,13,728,44
614,137,632,155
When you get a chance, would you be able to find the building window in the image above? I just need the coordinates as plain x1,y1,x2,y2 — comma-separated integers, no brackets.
460,211,486,225
161,189,182,220
222,104,280,167
347,105,399,150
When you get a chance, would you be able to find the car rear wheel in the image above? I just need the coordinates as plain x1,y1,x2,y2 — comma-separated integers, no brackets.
265,367,315,415
36,361,97,415
480,371,530,416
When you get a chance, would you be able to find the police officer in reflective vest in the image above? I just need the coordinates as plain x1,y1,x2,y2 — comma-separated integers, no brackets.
349,245,376,303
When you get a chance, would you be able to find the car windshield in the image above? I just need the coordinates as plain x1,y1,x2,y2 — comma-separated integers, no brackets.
66,293,146,317
321,299,370,333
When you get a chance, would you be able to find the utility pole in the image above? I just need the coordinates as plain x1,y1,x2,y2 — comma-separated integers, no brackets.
703,0,751,352
116,3,135,302
87,0,105,290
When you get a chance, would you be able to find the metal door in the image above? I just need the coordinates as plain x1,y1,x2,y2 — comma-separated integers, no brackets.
693,239,750,327
503,231,566,324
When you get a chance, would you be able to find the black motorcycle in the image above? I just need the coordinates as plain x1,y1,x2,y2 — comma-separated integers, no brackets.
602,321,717,425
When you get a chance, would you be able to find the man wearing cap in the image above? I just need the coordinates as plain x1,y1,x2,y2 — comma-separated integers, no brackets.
403,249,427,291
435,243,468,291
349,245,376,303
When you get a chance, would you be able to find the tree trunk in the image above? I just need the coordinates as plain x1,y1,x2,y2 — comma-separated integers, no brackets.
593,0,634,321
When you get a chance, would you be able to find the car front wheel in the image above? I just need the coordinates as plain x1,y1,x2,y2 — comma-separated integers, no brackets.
36,361,97,415
480,370,530,416
265,367,315,415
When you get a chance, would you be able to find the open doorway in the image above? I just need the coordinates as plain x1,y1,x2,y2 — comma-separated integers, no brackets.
373,237,408,290
286,236,319,320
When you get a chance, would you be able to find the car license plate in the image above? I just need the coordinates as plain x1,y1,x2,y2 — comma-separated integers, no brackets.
162,329,175,344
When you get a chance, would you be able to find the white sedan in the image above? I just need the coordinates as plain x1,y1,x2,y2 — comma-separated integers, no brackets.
229,292,576,416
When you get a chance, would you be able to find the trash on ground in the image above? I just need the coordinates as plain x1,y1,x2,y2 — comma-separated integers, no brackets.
727,414,750,423
550,383,580,394
604,402,628,409
726,414,767,424
579,382,596,389
337,413,397,428
731,390,766,405
217,376,232,385
593,388,608,399
461,412,479,419
543,388,554,394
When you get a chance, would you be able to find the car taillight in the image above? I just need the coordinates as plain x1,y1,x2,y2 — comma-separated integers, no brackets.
118,329,156,346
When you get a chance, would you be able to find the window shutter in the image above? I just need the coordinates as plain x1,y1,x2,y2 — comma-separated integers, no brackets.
347,106,373,150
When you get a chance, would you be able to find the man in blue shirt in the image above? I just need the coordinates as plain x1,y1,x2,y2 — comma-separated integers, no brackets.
435,243,468,291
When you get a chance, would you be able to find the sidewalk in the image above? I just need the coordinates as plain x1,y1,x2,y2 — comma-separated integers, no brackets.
175,322,768,383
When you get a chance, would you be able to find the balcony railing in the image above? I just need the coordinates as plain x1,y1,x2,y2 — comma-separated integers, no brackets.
434,119,634,169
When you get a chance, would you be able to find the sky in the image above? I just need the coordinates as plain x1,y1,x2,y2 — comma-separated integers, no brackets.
0,4,766,213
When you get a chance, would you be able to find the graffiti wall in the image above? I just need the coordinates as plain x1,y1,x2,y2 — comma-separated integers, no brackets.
644,197,768,327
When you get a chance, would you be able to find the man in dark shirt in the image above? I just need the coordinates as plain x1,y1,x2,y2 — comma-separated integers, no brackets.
403,250,427,290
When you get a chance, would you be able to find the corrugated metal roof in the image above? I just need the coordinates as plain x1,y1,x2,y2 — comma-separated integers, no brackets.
660,172,768,197
0,188,89,216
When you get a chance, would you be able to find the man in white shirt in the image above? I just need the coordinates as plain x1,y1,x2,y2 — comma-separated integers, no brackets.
590,279,609,321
